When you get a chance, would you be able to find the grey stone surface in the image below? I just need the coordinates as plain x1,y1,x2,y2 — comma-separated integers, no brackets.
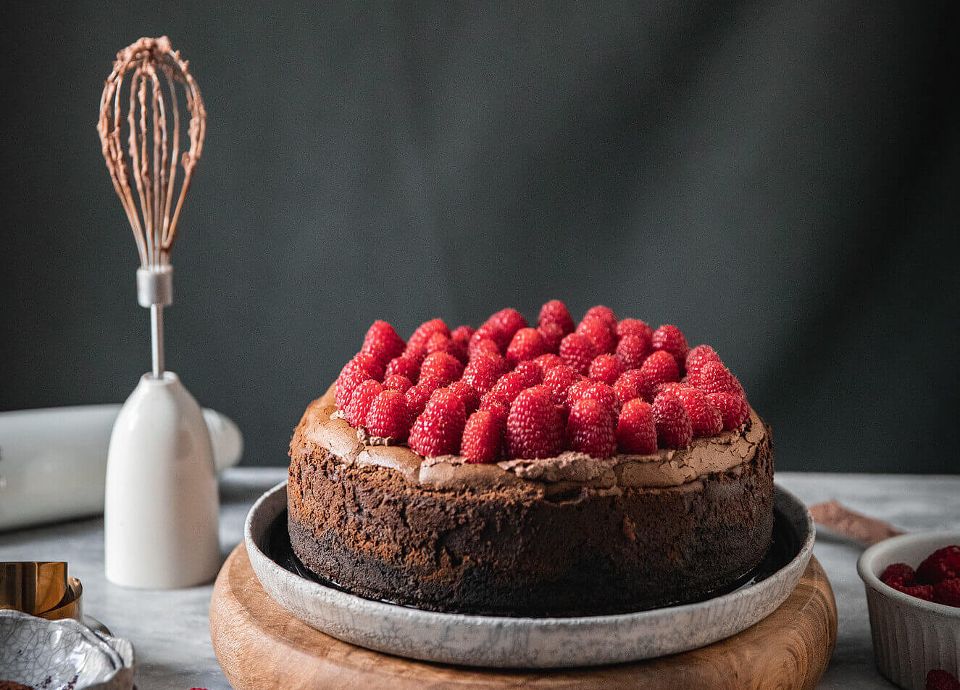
0,469,957,688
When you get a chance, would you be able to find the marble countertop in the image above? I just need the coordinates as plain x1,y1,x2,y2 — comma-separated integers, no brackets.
1,469,958,689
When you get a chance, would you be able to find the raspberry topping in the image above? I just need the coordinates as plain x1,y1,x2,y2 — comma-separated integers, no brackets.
408,388,467,456
532,352,564,373
335,364,372,411
536,321,566,353
404,377,443,422
613,369,644,406
382,374,413,393
365,390,410,441
408,318,450,351
542,364,582,406
616,318,653,342
652,392,693,449
446,380,480,415
468,336,502,361
461,409,504,464
652,324,689,365
616,399,657,454
576,317,616,355
706,391,750,430
419,351,464,385
637,351,680,400
567,379,618,414
483,371,532,408
450,325,475,345
513,360,544,387
538,299,575,335
615,334,651,370
589,354,624,385
694,360,745,397
672,386,723,437
346,380,383,427
485,308,528,341
384,355,420,381
506,327,548,365
462,352,508,394
559,332,596,374
584,305,617,329
506,386,564,459
567,398,617,458
361,320,406,365
685,344,721,379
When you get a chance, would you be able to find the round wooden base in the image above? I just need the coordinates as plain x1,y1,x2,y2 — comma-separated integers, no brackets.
210,544,837,689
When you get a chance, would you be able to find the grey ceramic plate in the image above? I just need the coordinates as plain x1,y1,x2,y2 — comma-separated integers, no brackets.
245,481,814,668
0,610,134,689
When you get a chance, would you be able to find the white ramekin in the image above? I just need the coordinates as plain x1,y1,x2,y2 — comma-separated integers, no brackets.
858,531,960,690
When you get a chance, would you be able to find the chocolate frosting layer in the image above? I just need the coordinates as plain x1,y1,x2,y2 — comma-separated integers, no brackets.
299,383,767,491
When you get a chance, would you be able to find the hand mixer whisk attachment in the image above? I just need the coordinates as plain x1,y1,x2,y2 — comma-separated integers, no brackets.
97,36,206,378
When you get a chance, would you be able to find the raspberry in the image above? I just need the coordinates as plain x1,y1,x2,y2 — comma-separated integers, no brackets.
559,333,596,374
538,299,575,334
361,320,406,365
346,380,383,427
425,331,454,356
505,386,564,459
927,670,960,690
470,323,510,352
537,322,566,353
576,317,616,355
350,351,386,381
468,336,502,360
613,369,644,406
638,351,680,400
485,308,528,341
461,409,504,464
888,581,935,601
542,364,582,406
483,401,510,425
706,391,750,430
404,376,444,422
673,386,723,437
533,352,564,372
384,355,420,381
462,353,508,394
450,325,475,345
652,324,689,365
382,374,413,393
408,388,467,457
615,333,651,370
917,545,960,584
446,380,480,414
408,318,450,351
567,398,617,458
567,379,618,413
402,342,428,364
880,563,916,587
506,327,548,365
483,371,531,408
335,365,372,410
583,305,617,329
513,360,544,386
693,360,745,397
616,318,653,342
933,578,960,607
685,344,722,380
617,399,657,454
419,351,464,385
589,354,624,385
365,390,410,441
652,393,693,449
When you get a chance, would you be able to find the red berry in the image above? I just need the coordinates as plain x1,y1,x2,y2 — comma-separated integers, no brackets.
485,308,528,341
589,354,624,385
346,379,383,427
652,324,689,365
615,333,651,370
483,400,510,425
693,360,745,397
450,325,475,345
559,333,595,374
583,305,617,329
613,369,644,406
617,399,657,454
685,344,721,380
425,331,454,356
567,379,618,413
470,323,510,352
468,336,502,360
538,299,575,334
462,353,508,394
461,409,504,464
533,353,564,373
361,320,406,365
419,351,464,385
335,365,372,411
880,563,916,587
408,388,467,456
404,376,443,422
926,670,960,690
483,371,531,408
506,327,548,365
513,360,544,386
382,374,413,393
365,390,410,441
917,545,960,584
403,342,428,364
505,386,564,459
652,393,693,449
673,386,723,437
933,578,960,607
542,364,582,406
567,398,616,458
706,392,749,430
446,380,480,414
537,322,566,353
408,318,450,351
616,318,653,342
576,317,615,355
638,351,680,400
350,351,386,381
888,581,935,601
384,355,420,381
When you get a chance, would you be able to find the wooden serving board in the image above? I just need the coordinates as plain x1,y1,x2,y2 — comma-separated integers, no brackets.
210,544,837,689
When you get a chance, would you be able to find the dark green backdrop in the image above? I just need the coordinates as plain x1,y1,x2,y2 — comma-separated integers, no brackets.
2,1,958,472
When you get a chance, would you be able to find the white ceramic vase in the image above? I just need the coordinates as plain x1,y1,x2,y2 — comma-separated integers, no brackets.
105,372,220,588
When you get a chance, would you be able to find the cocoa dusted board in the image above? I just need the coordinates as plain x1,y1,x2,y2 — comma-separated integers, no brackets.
210,544,837,689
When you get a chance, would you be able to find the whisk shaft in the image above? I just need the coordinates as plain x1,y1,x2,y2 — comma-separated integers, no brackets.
150,304,165,378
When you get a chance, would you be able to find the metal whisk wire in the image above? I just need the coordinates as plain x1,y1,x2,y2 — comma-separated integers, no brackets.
97,36,206,377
